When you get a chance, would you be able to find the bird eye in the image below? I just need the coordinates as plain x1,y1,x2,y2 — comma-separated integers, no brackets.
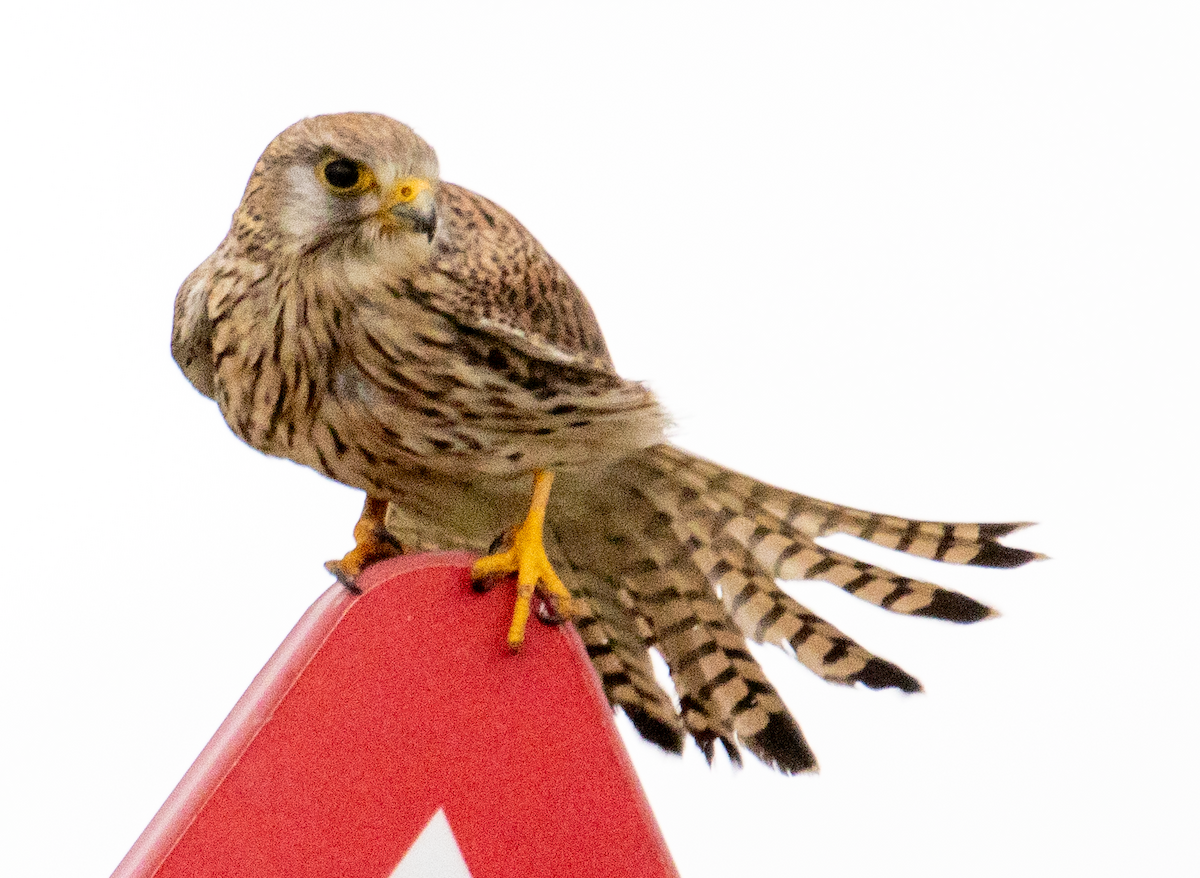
316,155,375,195
324,159,359,188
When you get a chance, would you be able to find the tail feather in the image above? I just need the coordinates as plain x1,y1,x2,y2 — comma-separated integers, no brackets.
571,591,686,753
548,526,686,753
693,537,923,692
570,442,1036,770
625,468,923,690
634,449,999,623
552,500,749,767
611,504,817,773
645,444,1042,568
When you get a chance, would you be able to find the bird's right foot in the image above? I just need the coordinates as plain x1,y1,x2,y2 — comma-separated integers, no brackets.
325,496,406,593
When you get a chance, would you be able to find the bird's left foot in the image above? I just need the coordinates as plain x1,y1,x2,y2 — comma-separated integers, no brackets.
325,496,406,592
472,471,573,651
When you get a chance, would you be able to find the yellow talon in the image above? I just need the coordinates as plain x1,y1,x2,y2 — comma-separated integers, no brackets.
472,470,574,651
324,495,406,591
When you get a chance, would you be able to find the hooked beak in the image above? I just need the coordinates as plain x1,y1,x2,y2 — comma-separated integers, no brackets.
381,177,437,241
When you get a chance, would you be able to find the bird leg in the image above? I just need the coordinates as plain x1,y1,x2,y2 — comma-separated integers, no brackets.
472,470,574,651
325,495,407,592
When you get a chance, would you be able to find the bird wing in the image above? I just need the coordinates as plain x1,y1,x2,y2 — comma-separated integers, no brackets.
172,250,219,399
420,183,619,376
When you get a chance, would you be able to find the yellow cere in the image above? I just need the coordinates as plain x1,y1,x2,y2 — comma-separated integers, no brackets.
390,177,430,204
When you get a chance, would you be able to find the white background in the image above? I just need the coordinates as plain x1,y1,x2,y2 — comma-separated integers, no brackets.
2,3,1197,876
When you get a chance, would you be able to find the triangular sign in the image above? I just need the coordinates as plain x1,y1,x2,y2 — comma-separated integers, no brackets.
388,809,473,878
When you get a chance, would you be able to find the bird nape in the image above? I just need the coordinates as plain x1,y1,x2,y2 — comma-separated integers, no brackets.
172,111,1040,774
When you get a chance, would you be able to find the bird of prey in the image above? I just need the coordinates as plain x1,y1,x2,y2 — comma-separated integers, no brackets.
173,112,1038,773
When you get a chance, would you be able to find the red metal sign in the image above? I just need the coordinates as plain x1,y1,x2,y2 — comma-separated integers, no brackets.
112,552,679,878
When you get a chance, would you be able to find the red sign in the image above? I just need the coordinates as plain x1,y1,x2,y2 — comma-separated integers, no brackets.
112,553,679,878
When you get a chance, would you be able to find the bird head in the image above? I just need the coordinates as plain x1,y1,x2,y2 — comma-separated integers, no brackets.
232,112,441,260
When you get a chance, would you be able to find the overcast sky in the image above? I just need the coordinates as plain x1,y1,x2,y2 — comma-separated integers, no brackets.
2,3,1197,876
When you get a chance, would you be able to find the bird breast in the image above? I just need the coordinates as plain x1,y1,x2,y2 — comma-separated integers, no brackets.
204,246,666,499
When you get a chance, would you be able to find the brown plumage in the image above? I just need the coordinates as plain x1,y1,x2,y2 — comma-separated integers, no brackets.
173,112,1039,773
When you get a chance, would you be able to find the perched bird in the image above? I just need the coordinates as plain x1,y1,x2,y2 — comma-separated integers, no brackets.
173,112,1038,773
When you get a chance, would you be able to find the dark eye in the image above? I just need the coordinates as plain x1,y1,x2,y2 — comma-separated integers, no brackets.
316,156,376,195
323,158,360,189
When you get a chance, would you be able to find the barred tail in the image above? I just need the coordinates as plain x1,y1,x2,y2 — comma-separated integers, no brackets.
550,443,1037,772
552,481,817,773
389,442,1038,774
556,552,687,755
639,444,1042,621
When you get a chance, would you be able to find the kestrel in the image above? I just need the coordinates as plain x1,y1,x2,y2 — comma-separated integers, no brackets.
173,112,1038,773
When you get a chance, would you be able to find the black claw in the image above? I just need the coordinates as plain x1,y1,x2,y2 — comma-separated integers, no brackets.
471,574,500,594
534,595,566,625
324,560,364,595
487,528,514,554
374,527,407,554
